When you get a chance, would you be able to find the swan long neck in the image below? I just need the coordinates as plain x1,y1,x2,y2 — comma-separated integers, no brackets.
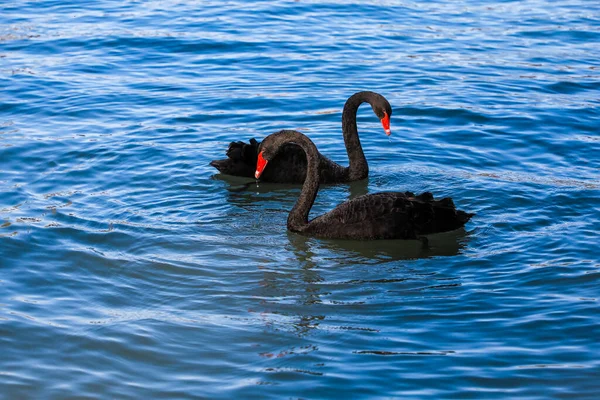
288,133,320,232
269,131,320,232
342,91,376,181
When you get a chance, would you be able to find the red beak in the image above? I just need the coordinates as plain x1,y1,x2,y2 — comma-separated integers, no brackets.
255,151,268,179
381,112,391,136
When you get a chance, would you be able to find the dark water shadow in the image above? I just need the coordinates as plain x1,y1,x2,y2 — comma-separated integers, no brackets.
286,228,470,262
252,209,470,340
214,173,371,218
211,172,370,196
210,173,257,192
261,228,470,338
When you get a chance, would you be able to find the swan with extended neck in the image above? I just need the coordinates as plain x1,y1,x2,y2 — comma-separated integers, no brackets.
255,130,473,240
210,91,391,183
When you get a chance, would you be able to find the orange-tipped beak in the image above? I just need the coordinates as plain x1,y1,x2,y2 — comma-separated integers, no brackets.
381,112,391,136
255,151,268,179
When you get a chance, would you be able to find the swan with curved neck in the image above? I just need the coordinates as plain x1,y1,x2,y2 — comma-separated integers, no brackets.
210,91,392,183
255,130,474,240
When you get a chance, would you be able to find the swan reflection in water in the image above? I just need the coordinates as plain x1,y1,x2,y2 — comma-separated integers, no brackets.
252,226,470,342
286,227,470,262
212,170,369,201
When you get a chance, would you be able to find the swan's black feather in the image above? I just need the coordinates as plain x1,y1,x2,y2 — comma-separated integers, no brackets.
209,139,259,178
304,192,473,240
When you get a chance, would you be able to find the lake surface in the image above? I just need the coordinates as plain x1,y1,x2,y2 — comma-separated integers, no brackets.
1,0,599,398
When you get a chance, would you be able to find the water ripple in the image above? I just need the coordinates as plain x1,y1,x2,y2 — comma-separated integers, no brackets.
2,0,600,398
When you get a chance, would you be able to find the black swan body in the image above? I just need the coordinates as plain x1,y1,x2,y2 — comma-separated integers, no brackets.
210,91,392,184
255,130,474,240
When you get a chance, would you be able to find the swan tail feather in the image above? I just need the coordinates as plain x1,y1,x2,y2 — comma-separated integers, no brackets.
210,138,260,177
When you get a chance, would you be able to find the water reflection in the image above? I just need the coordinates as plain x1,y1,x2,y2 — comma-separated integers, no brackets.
211,172,369,197
346,178,369,199
215,172,371,219
286,228,469,262
214,173,299,211
252,222,328,338
258,228,468,337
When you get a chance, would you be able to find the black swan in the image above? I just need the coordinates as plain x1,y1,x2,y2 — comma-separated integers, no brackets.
210,91,392,184
255,130,474,241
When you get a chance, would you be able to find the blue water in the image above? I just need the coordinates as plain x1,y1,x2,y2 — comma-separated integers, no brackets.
2,0,599,398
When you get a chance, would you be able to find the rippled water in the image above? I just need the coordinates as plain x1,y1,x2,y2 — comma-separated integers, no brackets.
2,0,599,398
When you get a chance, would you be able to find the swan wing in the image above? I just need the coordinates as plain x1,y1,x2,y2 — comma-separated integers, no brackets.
306,192,472,240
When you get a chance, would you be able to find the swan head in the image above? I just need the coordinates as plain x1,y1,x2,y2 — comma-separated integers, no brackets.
255,136,280,179
348,91,392,135
255,130,316,179
372,96,393,136
254,130,293,179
